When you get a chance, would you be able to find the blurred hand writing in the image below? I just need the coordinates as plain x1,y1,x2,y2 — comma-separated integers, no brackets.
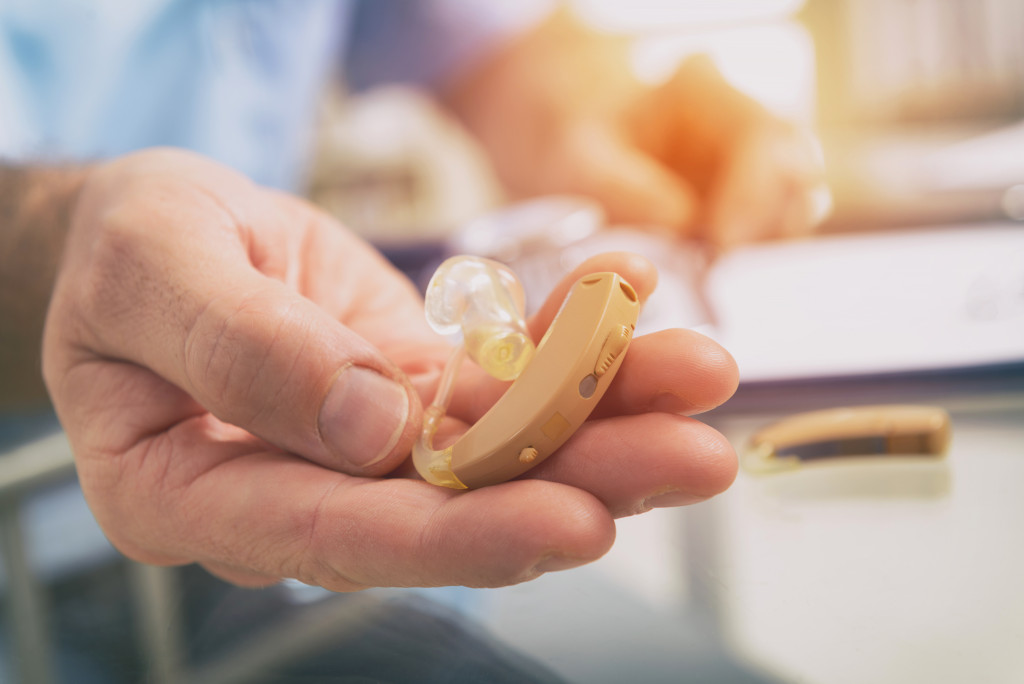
448,10,826,249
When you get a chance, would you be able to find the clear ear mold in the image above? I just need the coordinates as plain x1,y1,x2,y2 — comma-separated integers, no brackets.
423,256,534,382
414,256,640,489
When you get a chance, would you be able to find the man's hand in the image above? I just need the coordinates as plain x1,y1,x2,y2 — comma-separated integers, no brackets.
43,148,738,590
446,9,826,249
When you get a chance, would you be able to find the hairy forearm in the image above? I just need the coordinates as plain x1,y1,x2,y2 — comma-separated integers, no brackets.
0,164,89,408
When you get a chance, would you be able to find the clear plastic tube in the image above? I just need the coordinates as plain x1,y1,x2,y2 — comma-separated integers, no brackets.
412,346,468,489
413,256,537,487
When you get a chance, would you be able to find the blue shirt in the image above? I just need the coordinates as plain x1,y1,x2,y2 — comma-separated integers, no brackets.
0,0,551,190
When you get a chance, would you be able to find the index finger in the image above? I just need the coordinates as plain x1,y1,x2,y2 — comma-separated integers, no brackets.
441,252,659,421
443,251,737,422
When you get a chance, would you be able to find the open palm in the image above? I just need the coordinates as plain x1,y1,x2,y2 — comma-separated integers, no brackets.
43,149,738,590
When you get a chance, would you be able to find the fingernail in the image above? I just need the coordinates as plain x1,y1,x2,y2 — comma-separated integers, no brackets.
809,182,834,226
319,366,410,469
532,554,584,575
643,489,700,510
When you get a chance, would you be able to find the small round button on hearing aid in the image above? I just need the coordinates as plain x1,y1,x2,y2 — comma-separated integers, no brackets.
578,374,598,399
413,255,641,489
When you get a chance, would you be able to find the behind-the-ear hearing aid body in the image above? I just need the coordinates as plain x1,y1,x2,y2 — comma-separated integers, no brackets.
744,405,952,474
414,256,640,489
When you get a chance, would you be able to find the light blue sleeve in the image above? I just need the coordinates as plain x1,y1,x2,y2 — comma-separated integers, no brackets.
0,0,351,190
345,0,554,92
0,0,553,190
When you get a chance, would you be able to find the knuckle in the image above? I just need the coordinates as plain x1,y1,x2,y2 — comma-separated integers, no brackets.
74,442,185,567
183,289,310,425
74,210,146,321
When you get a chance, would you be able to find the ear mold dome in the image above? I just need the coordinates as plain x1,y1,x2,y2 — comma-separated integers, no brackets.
424,256,534,382
414,255,640,489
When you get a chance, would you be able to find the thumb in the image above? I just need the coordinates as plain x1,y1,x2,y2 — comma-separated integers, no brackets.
177,276,422,476
554,125,699,232
43,149,423,477
50,245,423,476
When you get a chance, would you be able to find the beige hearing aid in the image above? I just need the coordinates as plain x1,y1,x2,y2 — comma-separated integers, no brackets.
744,405,952,474
414,255,640,489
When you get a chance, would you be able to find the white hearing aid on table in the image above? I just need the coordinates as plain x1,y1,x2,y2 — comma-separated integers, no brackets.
413,256,640,489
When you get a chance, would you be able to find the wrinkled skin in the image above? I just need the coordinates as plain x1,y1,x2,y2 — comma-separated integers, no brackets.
43,149,739,590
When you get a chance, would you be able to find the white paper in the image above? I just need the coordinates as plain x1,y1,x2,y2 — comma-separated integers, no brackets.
705,224,1024,381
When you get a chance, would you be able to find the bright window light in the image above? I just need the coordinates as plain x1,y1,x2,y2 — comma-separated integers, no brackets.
570,0,805,32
